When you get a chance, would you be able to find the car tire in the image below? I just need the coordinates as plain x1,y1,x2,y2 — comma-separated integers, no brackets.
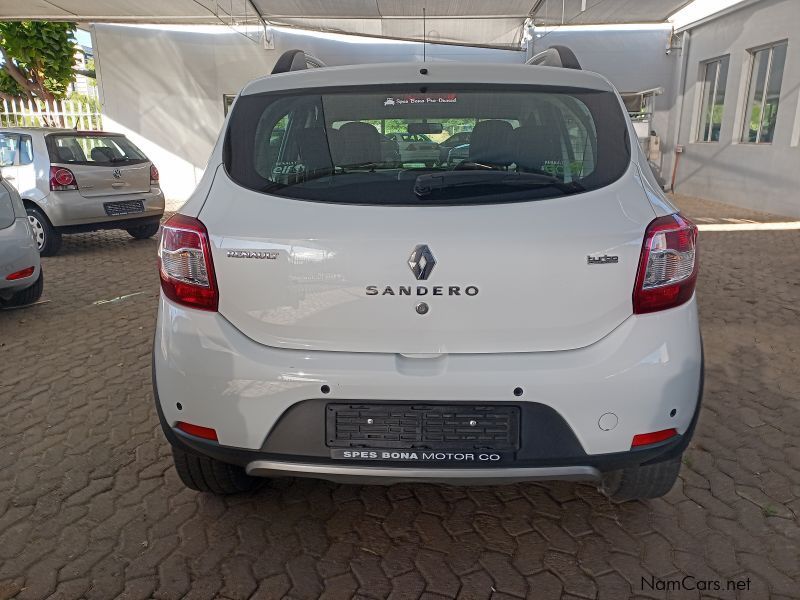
26,207,62,256
601,455,682,502
172,446,262,494
126,223,160,240
2,270,44,308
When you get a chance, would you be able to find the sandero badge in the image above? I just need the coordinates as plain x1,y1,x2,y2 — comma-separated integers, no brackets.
366,244,478,297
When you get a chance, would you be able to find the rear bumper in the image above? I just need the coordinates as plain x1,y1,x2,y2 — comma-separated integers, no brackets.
154,295,703,481
244,462,601,484
38,188,165,227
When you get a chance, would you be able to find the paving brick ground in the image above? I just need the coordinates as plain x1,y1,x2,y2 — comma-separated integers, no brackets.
1,195,798,599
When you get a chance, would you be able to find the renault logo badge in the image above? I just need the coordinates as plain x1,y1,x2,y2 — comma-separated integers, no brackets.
408,244,436,280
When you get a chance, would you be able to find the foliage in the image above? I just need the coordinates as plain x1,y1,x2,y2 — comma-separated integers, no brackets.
0,21,77,102
67,90,101,111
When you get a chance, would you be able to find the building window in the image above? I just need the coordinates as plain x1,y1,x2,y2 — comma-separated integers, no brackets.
742,41,788,143
697,57,729,142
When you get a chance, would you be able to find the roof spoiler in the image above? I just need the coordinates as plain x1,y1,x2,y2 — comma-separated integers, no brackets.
526,45,582,70
271,49,308,74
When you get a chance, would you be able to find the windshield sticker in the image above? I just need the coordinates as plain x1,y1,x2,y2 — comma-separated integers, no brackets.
383,94,458,107
272,161,304,176
542,160,585,177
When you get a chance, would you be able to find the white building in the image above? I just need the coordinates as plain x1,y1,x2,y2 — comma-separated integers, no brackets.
658,0,799,217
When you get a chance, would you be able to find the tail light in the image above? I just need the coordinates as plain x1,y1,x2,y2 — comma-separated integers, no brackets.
176,421,218,441
633,214,698,314
631,428,678,448
5,266,35,280
159,214,218,311
49,166,77,191
150,164,159,185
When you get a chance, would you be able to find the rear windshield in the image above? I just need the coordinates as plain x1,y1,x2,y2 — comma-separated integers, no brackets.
226,85,631,205
46,133,147,166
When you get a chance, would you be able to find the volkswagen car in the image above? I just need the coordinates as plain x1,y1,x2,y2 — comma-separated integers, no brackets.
0,128,165,256
153,52,703,500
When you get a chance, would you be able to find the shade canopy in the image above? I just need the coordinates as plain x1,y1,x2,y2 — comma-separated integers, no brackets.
2,0,694,49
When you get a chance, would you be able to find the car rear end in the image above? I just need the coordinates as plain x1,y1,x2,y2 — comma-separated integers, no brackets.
153,62,702,498
43,131,164,228
0,179,41,300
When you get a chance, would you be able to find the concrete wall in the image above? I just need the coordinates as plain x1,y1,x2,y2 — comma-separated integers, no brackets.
662,0,800,216
530,25,677,182
93,24,524,205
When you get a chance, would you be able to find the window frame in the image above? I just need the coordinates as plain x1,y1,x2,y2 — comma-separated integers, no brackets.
740,40,788,144
695,56,729,143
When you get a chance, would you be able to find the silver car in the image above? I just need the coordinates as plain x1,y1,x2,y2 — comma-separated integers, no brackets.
0,128,165,256
388,132,440,166
0,178,42,307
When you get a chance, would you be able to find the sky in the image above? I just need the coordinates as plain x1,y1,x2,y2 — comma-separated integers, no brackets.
75,28,92,48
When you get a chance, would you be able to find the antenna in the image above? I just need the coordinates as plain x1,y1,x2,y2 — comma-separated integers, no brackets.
423,7,427,62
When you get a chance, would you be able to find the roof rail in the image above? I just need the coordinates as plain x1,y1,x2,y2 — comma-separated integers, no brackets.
526,45,582,70
271,49,308,74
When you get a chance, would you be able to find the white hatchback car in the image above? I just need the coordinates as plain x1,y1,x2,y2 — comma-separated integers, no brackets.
153,51,703,501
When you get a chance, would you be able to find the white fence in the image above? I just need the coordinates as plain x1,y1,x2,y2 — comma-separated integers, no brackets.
0,98,102,130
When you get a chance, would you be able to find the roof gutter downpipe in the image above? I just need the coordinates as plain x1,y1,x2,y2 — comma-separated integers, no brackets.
670,30,690,193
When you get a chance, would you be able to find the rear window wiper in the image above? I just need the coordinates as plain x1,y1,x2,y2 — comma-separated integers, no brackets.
109,155,131,162
340,162,379,172
413,170,583,197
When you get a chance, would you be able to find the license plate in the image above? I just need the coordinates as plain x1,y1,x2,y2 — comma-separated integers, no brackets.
103,200,145,216
327,403,520,451
330,449,510,463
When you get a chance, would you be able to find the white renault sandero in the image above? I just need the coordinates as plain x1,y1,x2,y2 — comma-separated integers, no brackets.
153,49,703,501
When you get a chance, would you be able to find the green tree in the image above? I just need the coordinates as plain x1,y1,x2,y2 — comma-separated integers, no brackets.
0,21,77,103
